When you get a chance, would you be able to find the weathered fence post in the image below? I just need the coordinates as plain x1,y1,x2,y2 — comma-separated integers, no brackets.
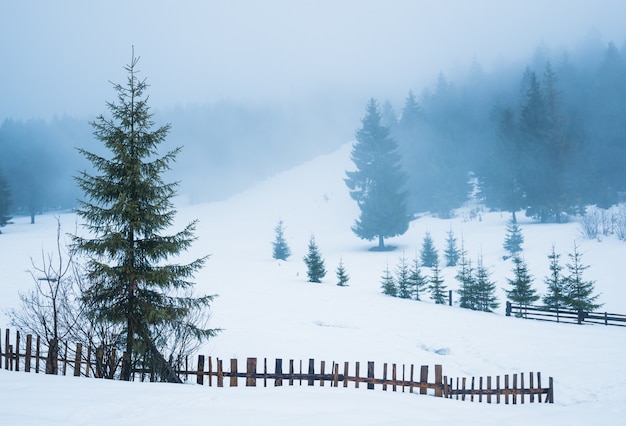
15,331,21,372
4,329,10,370
435,364,443,397
420,365,428,395
505,301,512,316
73,343,82,377
217,359,224,387
245,358,256,387
289,359,295,386
546,377,554,404
343,362,349,388
355,361,360,389
208,356,213,386
46,338,58,375
197,355,205,385
25,334,32,373
383,363,388,391
367,361,375,390
230,359,238,387
275,358,283,386
85,346,92,378
308,359,315,386
320,360,325,387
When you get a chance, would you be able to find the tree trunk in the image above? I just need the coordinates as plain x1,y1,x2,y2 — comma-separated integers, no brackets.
378,235,385,249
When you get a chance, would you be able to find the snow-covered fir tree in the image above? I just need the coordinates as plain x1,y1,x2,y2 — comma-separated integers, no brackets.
429,260,447,304
409,254,428,301
543,244,568,309
455,243,477,309
303,235,326,283
474,255,499,312
564,243,602,312
504,255,539,314
503,219,524,257
395,254,412,299
420,231,439,267
444,229,461,267
381,262,397,296
272,219,291,260
336,258,349,287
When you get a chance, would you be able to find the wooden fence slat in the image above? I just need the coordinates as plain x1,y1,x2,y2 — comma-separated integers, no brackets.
367,361,375,390
308,359,315,386
289,360,294,386
85,345,92,378
4,329,10,370
246,357,256,387
420,365,428,395
320,361,325,387
197,355,205,385
487,376,492,404
343,362,348,388
435,365,443,397
383,363,388,391
35,335,41,373
73,343,82,377
505,374,510,405
25,334,32,373
15,331,20,372
230,359,238,387
208,356,213,386
275,358,283,387
217,359,224,387
392,364,397,392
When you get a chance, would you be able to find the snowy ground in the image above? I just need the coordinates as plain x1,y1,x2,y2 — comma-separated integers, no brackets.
1,143,625,424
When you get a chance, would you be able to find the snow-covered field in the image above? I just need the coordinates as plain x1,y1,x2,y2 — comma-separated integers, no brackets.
1,143,625,425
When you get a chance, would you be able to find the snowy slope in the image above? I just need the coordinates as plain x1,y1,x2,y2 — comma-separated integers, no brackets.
1,142,625,425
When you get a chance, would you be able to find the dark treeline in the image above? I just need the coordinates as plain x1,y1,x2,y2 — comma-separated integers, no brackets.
388,39,626,222
2,37,625,225
0,98,357,221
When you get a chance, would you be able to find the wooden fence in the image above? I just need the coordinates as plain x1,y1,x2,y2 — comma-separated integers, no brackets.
0,328,553,404
444,371,554,404
506,302,626,326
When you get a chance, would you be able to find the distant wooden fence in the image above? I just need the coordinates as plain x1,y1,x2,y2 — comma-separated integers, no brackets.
506,302,626,326
444,371,554,404
0,328,553,404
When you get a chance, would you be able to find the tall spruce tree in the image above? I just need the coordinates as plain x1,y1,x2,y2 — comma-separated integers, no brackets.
564,243,602,313
455,243,477,309
380,262,397,297
336,258,349,287
444,229,460,267
408,254,428,301
543,244,568,310
345,99,411,250
272,219,291,260
420,231,439,267
429,260,447,304
395,254,412,299
503,219,524,257
72,52,218,382
303,235,326,283
504,255,539,315
474,255,499,312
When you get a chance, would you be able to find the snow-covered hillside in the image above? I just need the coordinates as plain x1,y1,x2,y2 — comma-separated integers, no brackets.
1,142,625,425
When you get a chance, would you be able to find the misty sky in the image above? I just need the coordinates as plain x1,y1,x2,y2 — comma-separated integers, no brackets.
2,0,626,121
